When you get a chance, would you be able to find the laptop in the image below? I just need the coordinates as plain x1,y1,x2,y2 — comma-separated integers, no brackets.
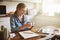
0,5,6,16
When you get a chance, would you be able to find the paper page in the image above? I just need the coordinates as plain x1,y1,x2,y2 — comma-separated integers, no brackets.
10,33,16,38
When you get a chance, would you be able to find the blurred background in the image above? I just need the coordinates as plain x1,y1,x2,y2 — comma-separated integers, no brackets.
0,0,60,34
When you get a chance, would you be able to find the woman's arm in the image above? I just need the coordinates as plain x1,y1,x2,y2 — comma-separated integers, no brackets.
18,22,32,31
10,16,20,32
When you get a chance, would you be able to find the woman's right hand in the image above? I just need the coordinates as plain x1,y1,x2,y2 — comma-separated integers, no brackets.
19,22,32,30
24,22,31,28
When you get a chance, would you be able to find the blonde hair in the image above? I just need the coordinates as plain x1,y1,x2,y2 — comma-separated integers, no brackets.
16,3,26,10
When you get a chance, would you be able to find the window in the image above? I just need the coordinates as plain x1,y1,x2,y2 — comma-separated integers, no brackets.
42,0,60,16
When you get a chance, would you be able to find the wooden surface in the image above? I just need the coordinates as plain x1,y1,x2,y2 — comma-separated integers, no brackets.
9,30,60,40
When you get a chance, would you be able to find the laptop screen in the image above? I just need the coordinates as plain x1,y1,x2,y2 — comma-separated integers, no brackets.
0,5,6,14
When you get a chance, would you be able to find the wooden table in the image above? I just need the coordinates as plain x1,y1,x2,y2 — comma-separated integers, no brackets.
9,31,55,40
51,35,60,40
8,31,59,40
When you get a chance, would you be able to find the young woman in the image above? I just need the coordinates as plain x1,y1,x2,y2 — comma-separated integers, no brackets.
10,3,32,32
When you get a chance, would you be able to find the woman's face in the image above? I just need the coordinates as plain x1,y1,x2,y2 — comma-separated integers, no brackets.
17,8,26,16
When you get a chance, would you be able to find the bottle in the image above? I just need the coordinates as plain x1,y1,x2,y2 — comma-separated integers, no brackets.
1,25,4,31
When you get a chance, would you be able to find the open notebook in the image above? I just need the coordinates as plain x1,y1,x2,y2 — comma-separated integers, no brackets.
19,30,39,39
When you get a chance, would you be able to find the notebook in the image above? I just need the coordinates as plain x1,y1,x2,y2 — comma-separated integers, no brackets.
19,30,39,39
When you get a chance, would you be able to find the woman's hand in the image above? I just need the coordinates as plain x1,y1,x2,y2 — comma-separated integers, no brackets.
19,22,32,30
24,22,32,29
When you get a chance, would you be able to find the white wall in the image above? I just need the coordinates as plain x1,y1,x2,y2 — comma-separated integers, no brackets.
0,1,34,13
0,2,17,13
2,0,42,3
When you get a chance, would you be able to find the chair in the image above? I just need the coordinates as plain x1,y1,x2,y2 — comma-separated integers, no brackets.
0,31,4,40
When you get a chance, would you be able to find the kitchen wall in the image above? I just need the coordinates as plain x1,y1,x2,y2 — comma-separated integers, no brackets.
0,1,35,13
0,1,42,13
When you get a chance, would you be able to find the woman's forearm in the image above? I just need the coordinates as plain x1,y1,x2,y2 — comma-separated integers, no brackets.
18,23,32,30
